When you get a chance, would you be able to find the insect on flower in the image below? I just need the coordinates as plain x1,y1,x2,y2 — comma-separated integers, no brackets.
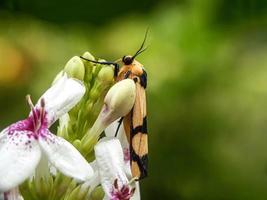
80,30,149,180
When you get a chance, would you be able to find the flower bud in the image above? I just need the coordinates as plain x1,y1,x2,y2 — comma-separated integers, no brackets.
90,186,104,200
89,87,101,101
97,66,114,83
81,79,136,151
64,56,85,80
82,52,94,82
102,79,136,126
73,139,82,150
52,70,64,85
82,51,95,61
67,185,88,200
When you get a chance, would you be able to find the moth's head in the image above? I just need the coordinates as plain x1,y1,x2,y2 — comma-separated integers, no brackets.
122,55,133,65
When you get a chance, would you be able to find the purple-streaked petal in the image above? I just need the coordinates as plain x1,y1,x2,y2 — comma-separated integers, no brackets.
36,73,85,126
1,187,24,200
94,137,129,198
0,130,41,192
39,132,94,182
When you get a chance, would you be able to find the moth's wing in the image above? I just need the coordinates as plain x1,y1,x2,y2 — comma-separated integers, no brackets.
130,81,148,180
123,113,131,143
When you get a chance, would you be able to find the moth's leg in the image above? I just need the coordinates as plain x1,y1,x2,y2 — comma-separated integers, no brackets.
115,117,124,137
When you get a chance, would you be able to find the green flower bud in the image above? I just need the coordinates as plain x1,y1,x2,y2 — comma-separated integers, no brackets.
68,186,86,200
64,56,85,80
65,180,78,197
97,66,114,83
73,139,81,150
86,101,94,111
34,177,50,198
82,51,95,60
90,186,104,200
89,86,101,101
82,52,94,83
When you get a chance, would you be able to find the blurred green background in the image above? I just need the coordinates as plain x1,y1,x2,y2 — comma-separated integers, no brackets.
1,0,267,199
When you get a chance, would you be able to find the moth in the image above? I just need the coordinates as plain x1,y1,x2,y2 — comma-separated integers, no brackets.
80,31,148,180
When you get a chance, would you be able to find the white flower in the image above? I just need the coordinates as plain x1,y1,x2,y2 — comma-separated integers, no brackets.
88,137,139,200
0,74,94,192
105,121,141,200
105,120,131,176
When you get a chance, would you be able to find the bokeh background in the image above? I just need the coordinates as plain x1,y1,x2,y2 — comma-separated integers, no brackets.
1,0,267,199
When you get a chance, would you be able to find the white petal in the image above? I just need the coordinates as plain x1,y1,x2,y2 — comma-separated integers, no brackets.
1,187,24,200
0,128,8,150
94,137,128,198
49,164,57,176
105,120,129,148
36,73,85,125
0,131,41,192
39,132,94,182
105,121,132,177
124,156,132,179
131,182,140,200
83,171,100,197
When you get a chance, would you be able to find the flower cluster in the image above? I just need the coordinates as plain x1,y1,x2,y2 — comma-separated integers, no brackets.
0,52,140,200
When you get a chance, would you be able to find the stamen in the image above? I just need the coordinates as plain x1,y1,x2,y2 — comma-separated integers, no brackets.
26,95,38,130
114,179,119,189
26,94,34,109
40,98,45,108
111,179,135,200
40,98,46,123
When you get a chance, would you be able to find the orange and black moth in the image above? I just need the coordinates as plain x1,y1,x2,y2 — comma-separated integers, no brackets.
80,36,148,180
115,55,148,180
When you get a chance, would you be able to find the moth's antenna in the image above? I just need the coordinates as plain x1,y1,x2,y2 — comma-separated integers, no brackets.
80,56,120,77
132,28,149,60
80,56,118,67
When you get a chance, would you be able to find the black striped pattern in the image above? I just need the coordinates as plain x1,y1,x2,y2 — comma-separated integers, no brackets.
131,117,147,135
